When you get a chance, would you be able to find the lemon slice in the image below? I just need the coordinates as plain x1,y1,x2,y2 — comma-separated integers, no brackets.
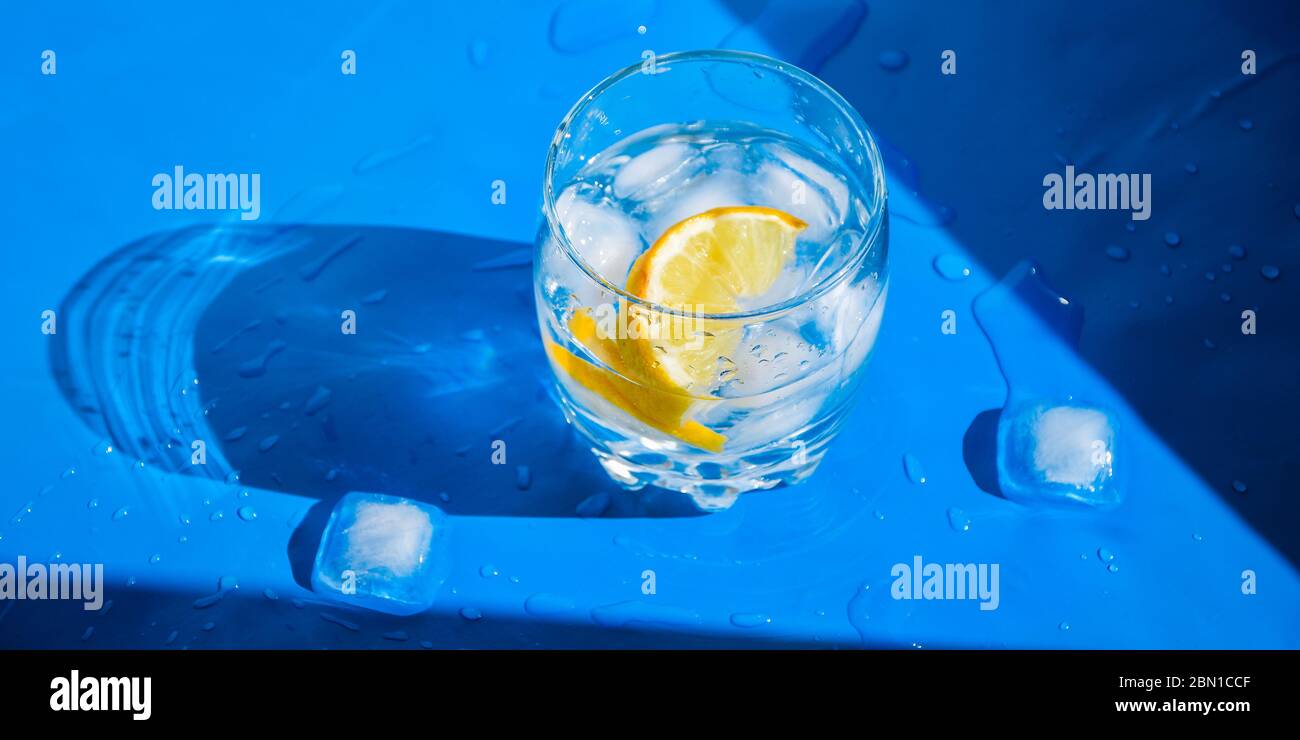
547,206,804,453
544,312,726,452
625,206,806,393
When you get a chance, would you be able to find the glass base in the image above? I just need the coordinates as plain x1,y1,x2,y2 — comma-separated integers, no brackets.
554,385,839,512
594,449,824,511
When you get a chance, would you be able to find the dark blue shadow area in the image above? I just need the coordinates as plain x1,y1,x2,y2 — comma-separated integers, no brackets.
746,0,1300,564
962,409,1001,498
49,224,705,520
0,584,844,649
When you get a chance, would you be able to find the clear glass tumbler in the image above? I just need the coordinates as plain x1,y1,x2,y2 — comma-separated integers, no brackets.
534,50,888,510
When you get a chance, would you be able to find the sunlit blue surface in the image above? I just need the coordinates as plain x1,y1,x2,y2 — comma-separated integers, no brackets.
0,0,1297,648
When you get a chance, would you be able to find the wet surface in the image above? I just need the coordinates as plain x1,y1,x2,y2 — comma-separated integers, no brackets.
1,0,1297,647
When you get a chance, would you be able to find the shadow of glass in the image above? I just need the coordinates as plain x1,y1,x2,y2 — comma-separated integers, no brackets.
49,223,703,520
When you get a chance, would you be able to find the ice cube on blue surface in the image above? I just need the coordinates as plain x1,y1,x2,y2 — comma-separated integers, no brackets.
997,400,1121,508
311,492,449,615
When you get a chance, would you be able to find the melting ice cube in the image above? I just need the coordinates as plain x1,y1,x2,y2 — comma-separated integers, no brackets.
644,168,750,240
555,186,642,282
311,492,450,615
755,142,849,244
612,142,700,199
997,401,1121,508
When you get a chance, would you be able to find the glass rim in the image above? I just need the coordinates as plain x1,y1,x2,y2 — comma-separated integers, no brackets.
542,49,888,322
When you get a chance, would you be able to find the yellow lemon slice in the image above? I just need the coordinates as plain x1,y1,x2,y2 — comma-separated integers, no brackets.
544,317,725,452
625,206,806,394
548,206,805,453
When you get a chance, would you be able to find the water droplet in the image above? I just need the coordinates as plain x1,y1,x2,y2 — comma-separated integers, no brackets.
202,621,216,631
1164,231,1182,247
87,498,99,510
467,39,489,67
729,612,772,628
1238,118,1253,131
61,467,76,479
263,588,279,600
878,49,909,71
1192,532,1204,542
515,465,532,490
459,607,484,621
902,453,927,484
177,535,188,544
148,554,162,565
258,434,280,452
193,592,222,609
1260,264,1280,281
524,593,577,618
576,491,611,518
304,385,333,415
1104,245,1130,262
932,253,972,280
112,506,130,521
237,339,287,378
1232,480,1248,494
1097,547,1116,563
1107,562,1121,574
210,510,225,522
319,612,359,631
1058,621,1071,631
1228,244,1247,260
479,564,500,578
1159,263,1172,276
237,506,258,522
946,507,971,533
1184,162,1198,174
636,24,646,34
1204,271,1217,282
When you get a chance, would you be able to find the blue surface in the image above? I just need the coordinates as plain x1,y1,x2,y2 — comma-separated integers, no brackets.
1,1,1297,648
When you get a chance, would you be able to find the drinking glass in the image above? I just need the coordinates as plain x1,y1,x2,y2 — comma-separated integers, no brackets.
534,50,888,510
